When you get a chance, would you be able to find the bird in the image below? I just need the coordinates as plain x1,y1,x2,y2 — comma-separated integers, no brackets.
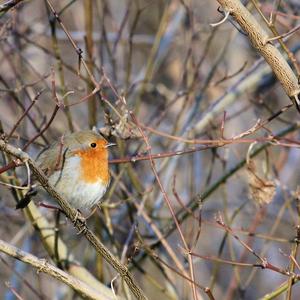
16,130,114,210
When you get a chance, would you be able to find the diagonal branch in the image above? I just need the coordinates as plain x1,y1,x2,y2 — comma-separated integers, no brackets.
215,0,300,110
0,239,117,300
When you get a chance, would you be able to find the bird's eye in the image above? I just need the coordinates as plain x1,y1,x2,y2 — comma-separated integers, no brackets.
90,142,97,148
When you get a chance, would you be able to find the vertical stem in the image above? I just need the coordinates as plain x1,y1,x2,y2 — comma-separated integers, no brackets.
84,0,97,128
286,226,300,299
46,3,74,132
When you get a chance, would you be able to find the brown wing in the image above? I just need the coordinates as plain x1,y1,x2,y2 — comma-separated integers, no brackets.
16,133,80,210
36,139,72,176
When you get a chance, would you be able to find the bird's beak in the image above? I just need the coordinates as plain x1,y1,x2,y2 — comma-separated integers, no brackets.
106,143,116,148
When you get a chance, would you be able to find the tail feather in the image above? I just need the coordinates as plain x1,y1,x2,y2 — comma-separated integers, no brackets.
16,189,37,209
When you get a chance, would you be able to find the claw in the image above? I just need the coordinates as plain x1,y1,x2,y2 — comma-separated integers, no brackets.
73,210,87,234
77,226,87,235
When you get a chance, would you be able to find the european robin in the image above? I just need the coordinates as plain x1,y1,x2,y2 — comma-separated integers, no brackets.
16,130,114,210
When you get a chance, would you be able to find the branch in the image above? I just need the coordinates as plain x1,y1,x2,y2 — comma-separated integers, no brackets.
24,202,118,299
0,239,116,300
215,0,300,109
0,0,24,14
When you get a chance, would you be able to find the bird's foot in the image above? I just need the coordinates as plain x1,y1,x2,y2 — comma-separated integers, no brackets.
73,210,87,234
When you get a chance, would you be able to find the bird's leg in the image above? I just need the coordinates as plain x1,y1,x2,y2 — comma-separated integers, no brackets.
73,209,83,223
73,210,87,234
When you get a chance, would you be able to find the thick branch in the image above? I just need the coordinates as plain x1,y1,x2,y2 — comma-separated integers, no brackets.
216,0,300,106
0,239,113,300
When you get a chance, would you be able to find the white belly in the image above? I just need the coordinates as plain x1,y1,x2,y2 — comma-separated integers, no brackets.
48,156,108,209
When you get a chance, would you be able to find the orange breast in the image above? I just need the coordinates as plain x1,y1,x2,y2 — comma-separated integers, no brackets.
74,147,109,184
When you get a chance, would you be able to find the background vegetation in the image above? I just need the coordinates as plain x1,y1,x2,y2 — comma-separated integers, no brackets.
1,0,300,299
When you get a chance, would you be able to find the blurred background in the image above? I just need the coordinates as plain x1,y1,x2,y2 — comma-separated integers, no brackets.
1,0,300,299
